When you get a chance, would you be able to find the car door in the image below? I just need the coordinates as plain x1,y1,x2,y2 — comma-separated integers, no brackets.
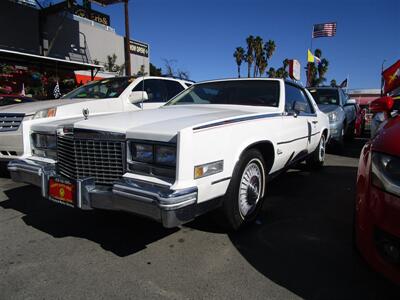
301,88,321,152
341,89,356,123
132,79,169,109
279,83,309,165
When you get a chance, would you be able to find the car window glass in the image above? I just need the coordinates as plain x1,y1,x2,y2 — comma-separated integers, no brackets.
285,84,311,113
165,80,184,99
166,80,280,107
308,88,340,105
133,79,168,103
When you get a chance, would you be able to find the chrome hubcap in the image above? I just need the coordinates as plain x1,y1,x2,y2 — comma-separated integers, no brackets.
319,136,326,162
239,160,263,218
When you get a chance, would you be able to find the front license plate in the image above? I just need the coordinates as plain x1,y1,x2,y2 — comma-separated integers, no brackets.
48,177,75,206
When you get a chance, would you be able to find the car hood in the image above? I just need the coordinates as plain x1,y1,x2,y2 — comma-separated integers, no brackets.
317,104,340,114
372,115,400,156
73,105,279,142
0,98,98,115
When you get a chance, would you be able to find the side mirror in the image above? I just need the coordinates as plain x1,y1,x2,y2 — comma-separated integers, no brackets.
128,91,148,104
293,101,308,114
369,96,394,113
345,99,357,106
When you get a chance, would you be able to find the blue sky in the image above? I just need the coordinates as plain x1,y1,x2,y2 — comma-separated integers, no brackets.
79,0,398,88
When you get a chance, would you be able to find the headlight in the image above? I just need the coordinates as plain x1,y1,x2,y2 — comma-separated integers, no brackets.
155,145,176,166
194,160,223,179
31,133,57,159
33,107,57,119
130,143,153,163
371,152,400,196
328,111,338,122
129,142,177,166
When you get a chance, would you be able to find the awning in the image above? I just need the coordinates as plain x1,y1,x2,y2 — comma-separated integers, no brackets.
0,49,103,72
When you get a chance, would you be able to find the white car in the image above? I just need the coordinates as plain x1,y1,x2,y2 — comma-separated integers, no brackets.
8,78,329,230
0,76,192,164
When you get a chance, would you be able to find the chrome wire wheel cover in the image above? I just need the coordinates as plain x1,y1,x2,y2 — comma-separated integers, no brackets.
319,135,326,162
238,159,264,218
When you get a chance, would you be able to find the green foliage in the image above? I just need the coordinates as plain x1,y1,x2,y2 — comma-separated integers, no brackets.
233,47,245,78
150,63,162,76
307,49,330,87
104,54,124,75
236,35,277,78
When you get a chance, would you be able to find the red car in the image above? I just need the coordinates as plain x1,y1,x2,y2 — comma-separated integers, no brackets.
355,95,400,284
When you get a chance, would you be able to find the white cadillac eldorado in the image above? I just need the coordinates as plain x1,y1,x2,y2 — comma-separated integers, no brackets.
8,78,329,230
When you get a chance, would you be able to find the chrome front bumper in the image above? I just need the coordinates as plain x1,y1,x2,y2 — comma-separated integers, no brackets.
8,159,198,228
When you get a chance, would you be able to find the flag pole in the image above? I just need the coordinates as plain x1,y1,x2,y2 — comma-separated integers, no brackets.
307,26,314,87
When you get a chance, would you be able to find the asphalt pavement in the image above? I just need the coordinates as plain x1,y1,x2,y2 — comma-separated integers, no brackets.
1,138,400,299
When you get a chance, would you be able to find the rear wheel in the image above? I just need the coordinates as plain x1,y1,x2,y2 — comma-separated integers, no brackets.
222,149,266,230
306,134,326,169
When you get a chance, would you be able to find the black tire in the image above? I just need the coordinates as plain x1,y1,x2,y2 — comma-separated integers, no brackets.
221,149,267,230
306,134,326,169
345,121,355,141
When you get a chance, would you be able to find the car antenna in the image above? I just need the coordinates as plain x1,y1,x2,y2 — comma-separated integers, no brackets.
140,56,145,110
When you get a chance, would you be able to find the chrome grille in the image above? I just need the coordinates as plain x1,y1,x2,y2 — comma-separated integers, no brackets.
0,113,25,132
57,135,125,185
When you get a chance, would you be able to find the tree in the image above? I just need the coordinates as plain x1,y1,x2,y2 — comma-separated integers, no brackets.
307,49,330,87
244,35,255,77
162,58,190,80
267,67,276,78
105,54,124,75
150,63,162,76
264,39,276,61
233,47,245,78
258,56,267,77
275,59,289,79
330,79,337,87
253,36,264,77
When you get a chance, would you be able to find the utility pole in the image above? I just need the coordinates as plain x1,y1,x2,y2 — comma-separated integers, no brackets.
381,59,386,96
124,0,131,76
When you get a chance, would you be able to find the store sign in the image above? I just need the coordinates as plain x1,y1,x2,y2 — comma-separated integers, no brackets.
71,5,110,26
289,59,301,81
129,40,149,57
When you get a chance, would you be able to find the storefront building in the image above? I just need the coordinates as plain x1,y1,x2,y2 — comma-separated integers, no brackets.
0,0,149,98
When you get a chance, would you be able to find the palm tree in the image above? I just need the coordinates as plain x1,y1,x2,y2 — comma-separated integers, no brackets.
314,48,322,59
253,36,263,77
264,40,276,61
267,67,276,78
233,47,245,78
245,35,255,77
258,56,267,77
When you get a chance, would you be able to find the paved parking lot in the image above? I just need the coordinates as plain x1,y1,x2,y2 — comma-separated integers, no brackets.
1,139,399,299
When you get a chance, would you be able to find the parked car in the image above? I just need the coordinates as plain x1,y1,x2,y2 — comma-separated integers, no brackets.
0,76,192,165
0,94,37,106
8,78,329,230
370,94,400,137
355,95,400,284
307,86,357,147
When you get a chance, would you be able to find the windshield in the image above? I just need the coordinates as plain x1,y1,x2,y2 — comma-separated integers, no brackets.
166,80,280,107
308,88,339,105
62,77,134,99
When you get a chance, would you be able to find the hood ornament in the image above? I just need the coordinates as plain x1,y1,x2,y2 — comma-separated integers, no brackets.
82,108,89,120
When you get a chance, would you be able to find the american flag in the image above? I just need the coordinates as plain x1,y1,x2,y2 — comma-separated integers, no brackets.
312,22,337,38
53,81,61,98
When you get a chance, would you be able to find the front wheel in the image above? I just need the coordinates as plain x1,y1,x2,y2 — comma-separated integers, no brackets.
306,134,326,169
222,149,266,230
